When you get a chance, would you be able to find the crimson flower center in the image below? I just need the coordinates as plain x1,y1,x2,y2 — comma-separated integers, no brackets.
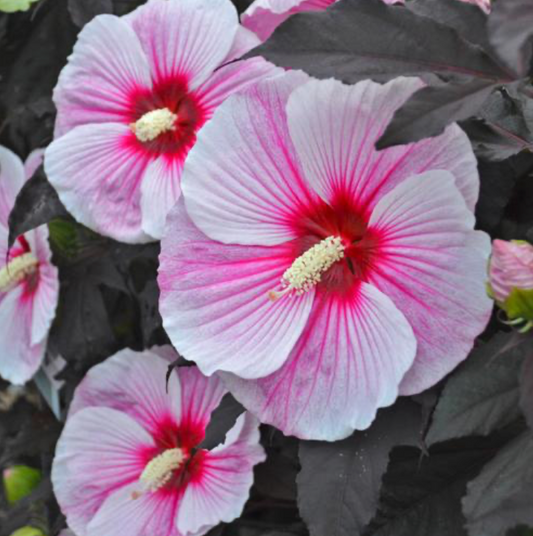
269,236,346,301
286,195,381,296
127,77,207,158
135,447,186,497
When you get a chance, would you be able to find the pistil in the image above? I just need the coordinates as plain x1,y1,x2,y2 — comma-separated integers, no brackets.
136,448,185,495
0,253,39,293
131,108,177,142
269,236,345,301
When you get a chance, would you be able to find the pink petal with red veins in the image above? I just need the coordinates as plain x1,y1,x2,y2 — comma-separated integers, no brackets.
182,71,314,247
177,413,265,535
69,349,226,439
27,227,59,346
68,349,181,434
52,407,153,536
53,15,152,138
242,0,336,41
367,170,492,395
140,156,183,240
223,282,416,441
286,77,479,214
45,123,153,244
194,58,281,119
0,286,45,385
127,0,238,91
159,200,314,379
178,366,226,430
86,481,181,536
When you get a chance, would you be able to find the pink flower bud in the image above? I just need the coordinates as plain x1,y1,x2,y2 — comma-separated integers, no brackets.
489,240,533,303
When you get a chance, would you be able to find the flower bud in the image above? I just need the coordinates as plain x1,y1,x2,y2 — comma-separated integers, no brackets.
488,239,533,330
0,0,40,13
9,528,45,536
3,465,42,505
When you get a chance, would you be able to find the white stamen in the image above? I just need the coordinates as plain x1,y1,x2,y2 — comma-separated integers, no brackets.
137,448,184,494
131,108,177,142
269,236,345,301
0,253,39,293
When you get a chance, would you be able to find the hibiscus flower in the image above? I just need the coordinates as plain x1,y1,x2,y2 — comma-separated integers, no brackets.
159,73,493,440
52,348,265,536
0,146,59,385
45,0,275,243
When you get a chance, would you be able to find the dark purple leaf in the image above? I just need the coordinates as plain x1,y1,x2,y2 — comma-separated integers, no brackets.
408,0,491,50
8,166,68,248
377,78,497,149
297,401,421,536
68,0,112,27
462,87,533,161
367,433,511,536
463,431,533,536
247,0,512,84
426,332,527,446
488,0,533,77
519,350,533,430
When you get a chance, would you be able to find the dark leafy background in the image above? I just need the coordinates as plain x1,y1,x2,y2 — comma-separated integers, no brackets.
1,0,533,535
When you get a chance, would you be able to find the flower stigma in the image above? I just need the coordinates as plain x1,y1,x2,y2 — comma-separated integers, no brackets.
0,253,39,293
131,108,178,142
133,448,185,498
268,236,345,301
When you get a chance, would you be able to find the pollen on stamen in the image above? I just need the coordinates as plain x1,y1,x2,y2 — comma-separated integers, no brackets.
131,108,178,143
133,448,184,498
0,252,39,293
268,236,345,301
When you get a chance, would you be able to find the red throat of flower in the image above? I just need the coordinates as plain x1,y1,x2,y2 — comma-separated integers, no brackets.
133,417,207,499
271,193,381,300
126,76,207,160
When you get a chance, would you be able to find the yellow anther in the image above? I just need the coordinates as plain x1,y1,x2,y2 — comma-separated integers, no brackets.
138,448,184,493
269,236,345,301
131,108,177,142
0,253,38,293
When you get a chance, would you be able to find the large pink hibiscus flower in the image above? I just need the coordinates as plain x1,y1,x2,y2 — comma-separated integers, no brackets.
44,0,275,243
242,0,491,42
0,146,59,385
158,73,493,440
52,348,265,536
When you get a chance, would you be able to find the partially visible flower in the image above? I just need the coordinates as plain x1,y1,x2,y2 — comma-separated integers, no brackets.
45,0,276,243
0,146,59,385
0,0,39,13
52,348,265,536
159,74,492,440
242,0,490,42
460,0,490,13
489,239,533,330
241,0,401,41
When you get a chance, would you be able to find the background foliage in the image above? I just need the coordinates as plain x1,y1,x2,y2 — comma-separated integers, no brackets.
0,0,532,535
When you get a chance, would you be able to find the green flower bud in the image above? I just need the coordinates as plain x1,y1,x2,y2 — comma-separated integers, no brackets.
3,465,42,504
0,0,40,13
